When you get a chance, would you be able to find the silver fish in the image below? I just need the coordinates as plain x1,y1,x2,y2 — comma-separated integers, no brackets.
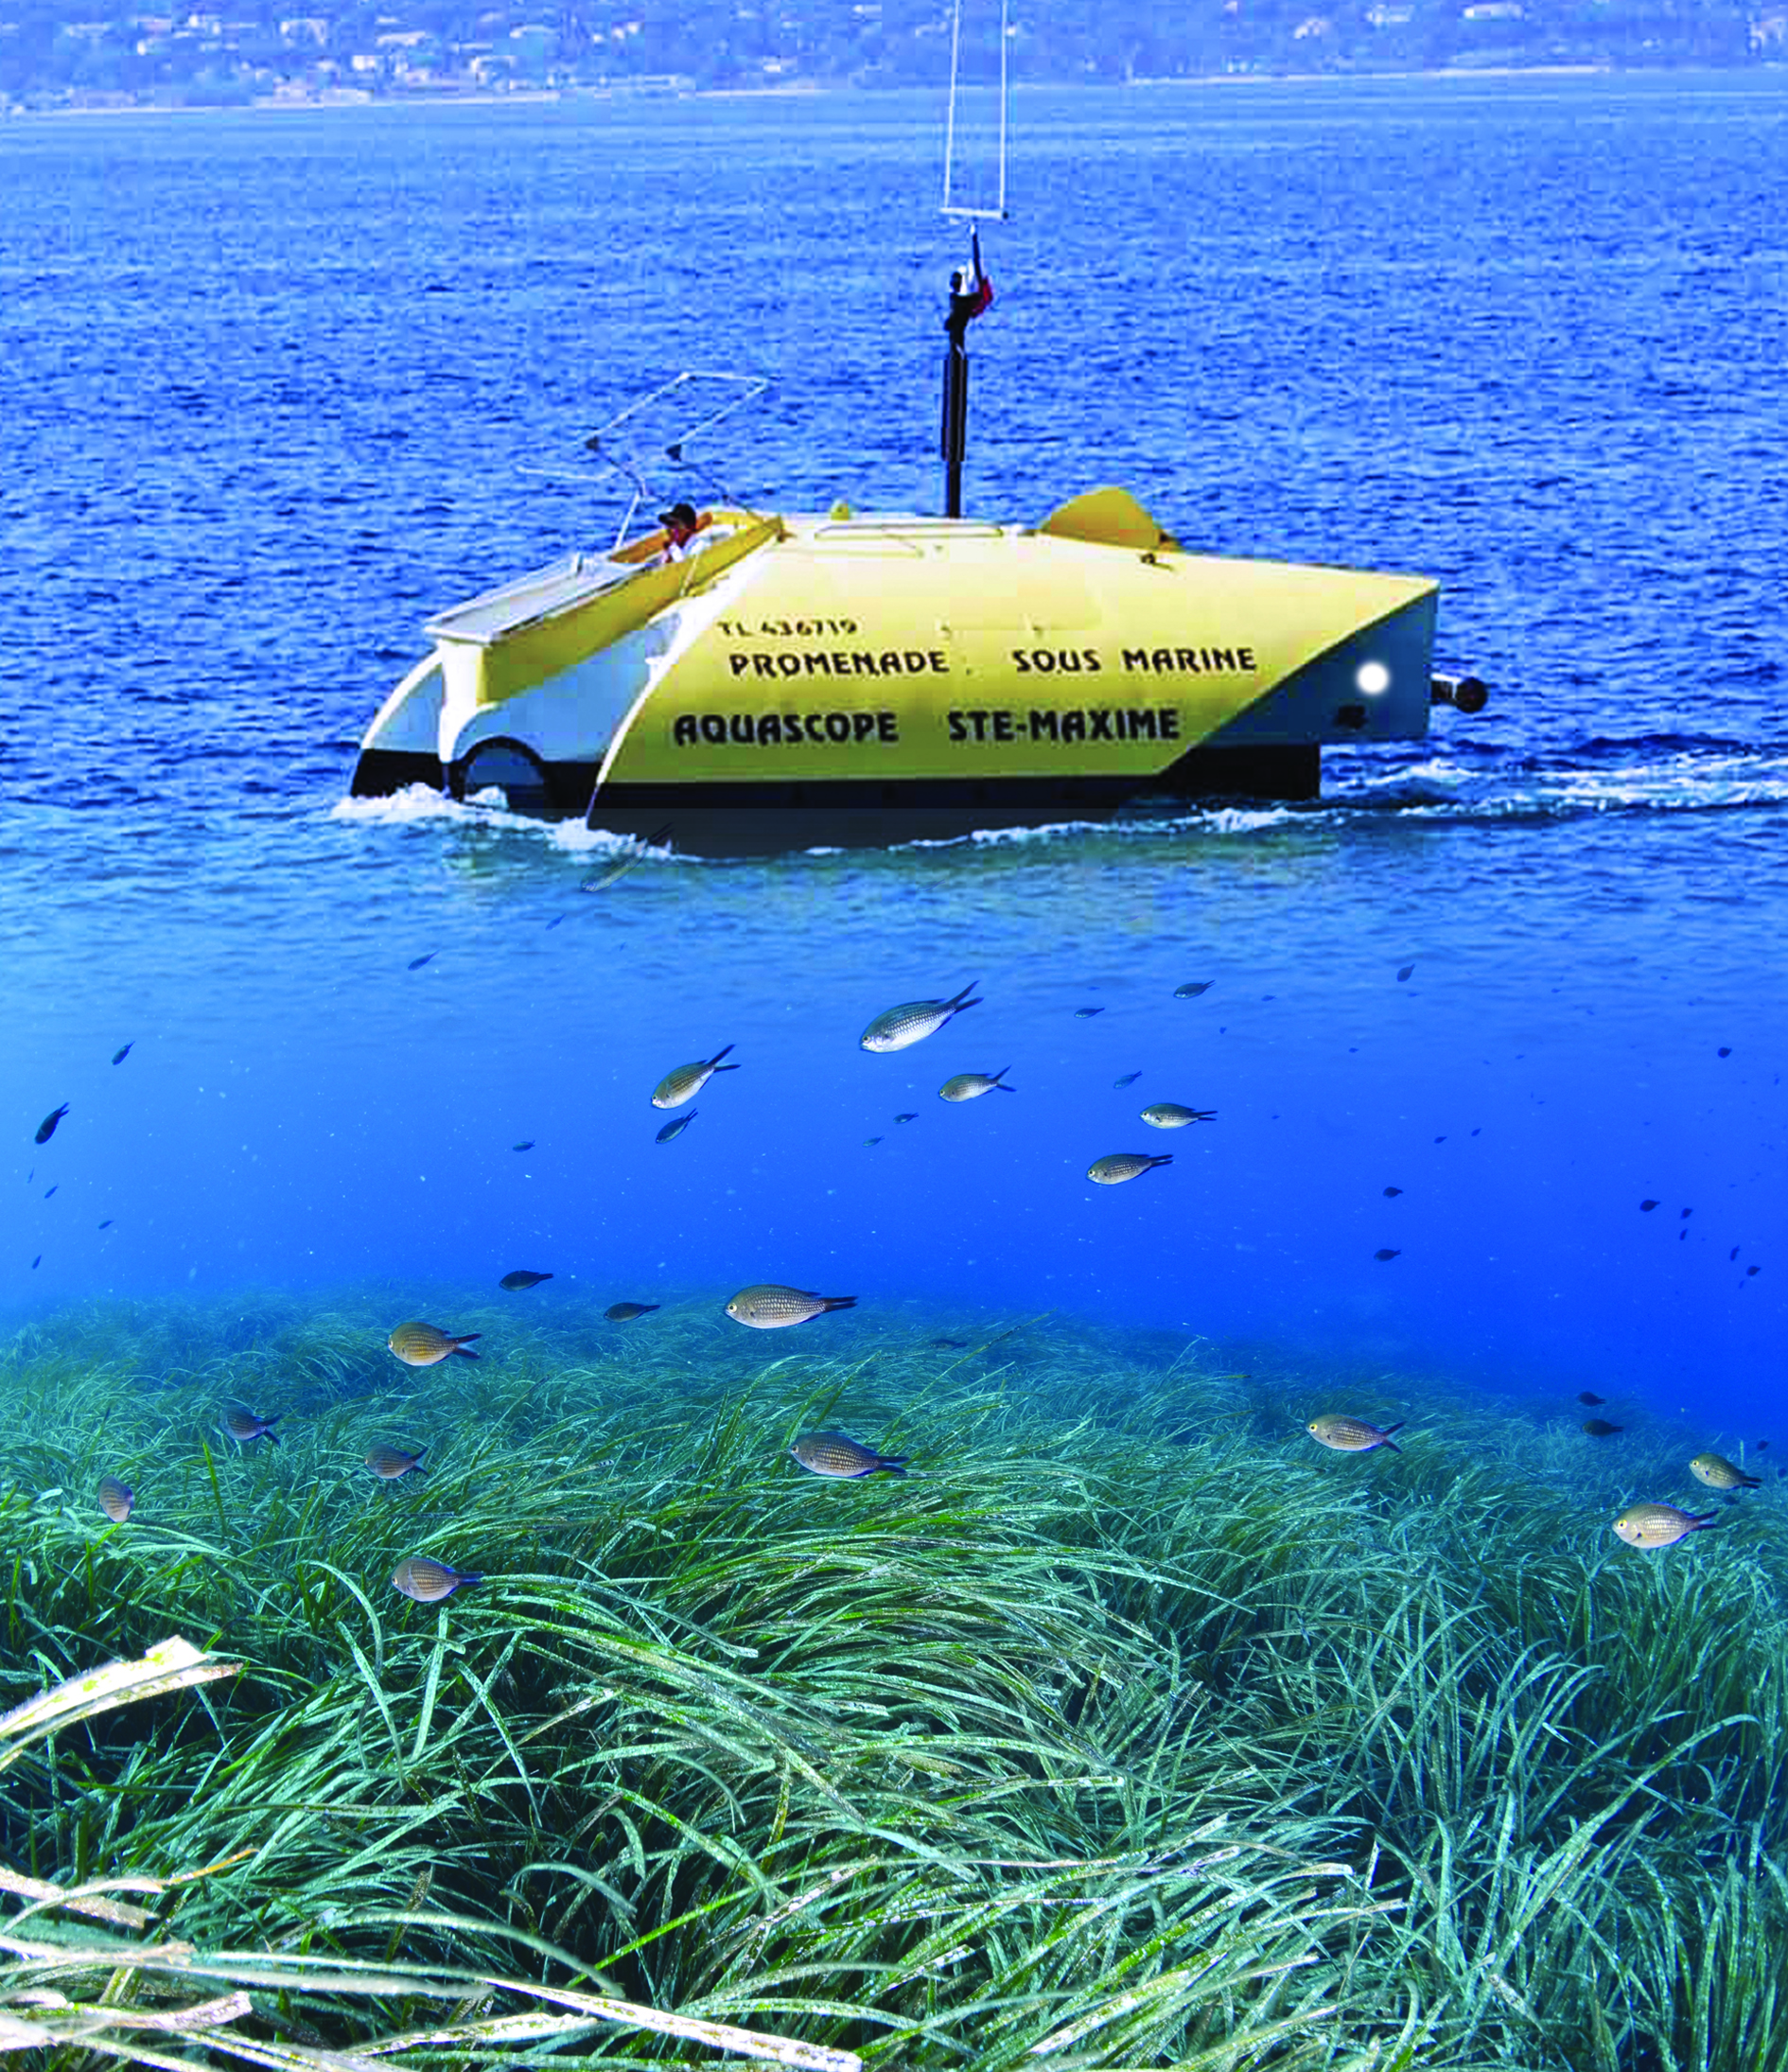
391,1555,482,1601
366,1444,428,1481
1139,1103,1216,1129
582,823,673,892
790,1432,908,1479
939,1068,1014,1102
223,1408,281,1447
652,1045,738,1109
97,1475,134,1522
726,1285,858,1329
860,981,981,1053
1086,1152,1172,1185
1307,1414,1403,1454
1612,1502,1717,1551
1173,981,1213,999
389,1321,481,1366
1690,1452,1762,1491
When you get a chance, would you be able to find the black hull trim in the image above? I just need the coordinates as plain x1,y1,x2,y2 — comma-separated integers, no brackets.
350,745,1319,854
585,746,1319,855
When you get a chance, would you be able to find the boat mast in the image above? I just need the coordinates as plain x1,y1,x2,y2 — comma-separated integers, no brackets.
939,0,1008,519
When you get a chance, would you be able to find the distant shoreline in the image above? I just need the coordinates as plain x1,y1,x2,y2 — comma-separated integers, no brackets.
9,61,1781,120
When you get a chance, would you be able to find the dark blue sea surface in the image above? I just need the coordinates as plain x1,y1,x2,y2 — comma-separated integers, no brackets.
3,76,1783,1437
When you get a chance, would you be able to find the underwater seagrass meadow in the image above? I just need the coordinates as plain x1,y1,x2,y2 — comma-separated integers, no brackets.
4,1292,1788,2069
6,72,1788,2072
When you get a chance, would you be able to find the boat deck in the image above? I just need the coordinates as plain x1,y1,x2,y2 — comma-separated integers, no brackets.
426,553,633,647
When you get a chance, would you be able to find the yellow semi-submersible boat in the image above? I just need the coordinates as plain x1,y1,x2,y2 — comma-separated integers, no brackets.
349,477,1485,855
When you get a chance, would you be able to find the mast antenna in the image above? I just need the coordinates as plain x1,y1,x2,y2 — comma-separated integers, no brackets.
941,0,1008,222
937,0,1008,517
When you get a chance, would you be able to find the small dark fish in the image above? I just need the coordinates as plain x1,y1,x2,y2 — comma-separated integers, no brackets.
1718,1046,1731,1058
790,1431,908,1479
1074,1007,1104,1019
1757,1439,1770,1452
1396,964,1415,982
930,1337,967,1348
112,1043,133,1065
1173,981,1213,998
408,953,436,971
1747,1265,1761,1277
1383,1185,1404,1198
653,1045,739,1109
1113,1072,1142,1089
44,1185,57,1200
864,1135,883,1146
1639,1200,1659,1212
389,1321,481,1366
98,1475,134,1522
224,1408,281,1447
656,1112,696,1144
1087,1152,1172,1185
35,1103,69,1145
512,1141,535,1152
391,1555,482,1602
1581,1417,1623,1437
545,914,565,929
1730,1248,1740,1262
1680,1207,1693,1219
727,1285,857,1329
366,1444,428,1481
31,1255,40,1269
1578,1392,1607,1406
894,1113,919,1123
97,1219,113,1229
1374,1248,1401,1262
605,1301,659,1321
499,1270,552,1291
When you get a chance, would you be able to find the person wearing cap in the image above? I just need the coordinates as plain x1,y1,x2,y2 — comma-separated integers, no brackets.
657,500,701,561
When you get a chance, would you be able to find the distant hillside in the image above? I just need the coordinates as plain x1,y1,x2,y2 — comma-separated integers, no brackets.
2,0,1777,108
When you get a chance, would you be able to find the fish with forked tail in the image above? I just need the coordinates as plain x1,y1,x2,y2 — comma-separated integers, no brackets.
860,981,981,1053
652,1045,739,1110
1613,1502,1717,1551
790,1432,908,1479
940,1068,1014,1101
391,1556,482,1601
1690,1452,1762,1491
1307,1414,1404,1454
726,1285,857,1329
389,1321,481,1366
223,1408,280,1447
1087,1152,1172,1185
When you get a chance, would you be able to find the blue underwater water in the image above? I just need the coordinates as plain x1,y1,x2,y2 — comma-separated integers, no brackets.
2,72,1784,1442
